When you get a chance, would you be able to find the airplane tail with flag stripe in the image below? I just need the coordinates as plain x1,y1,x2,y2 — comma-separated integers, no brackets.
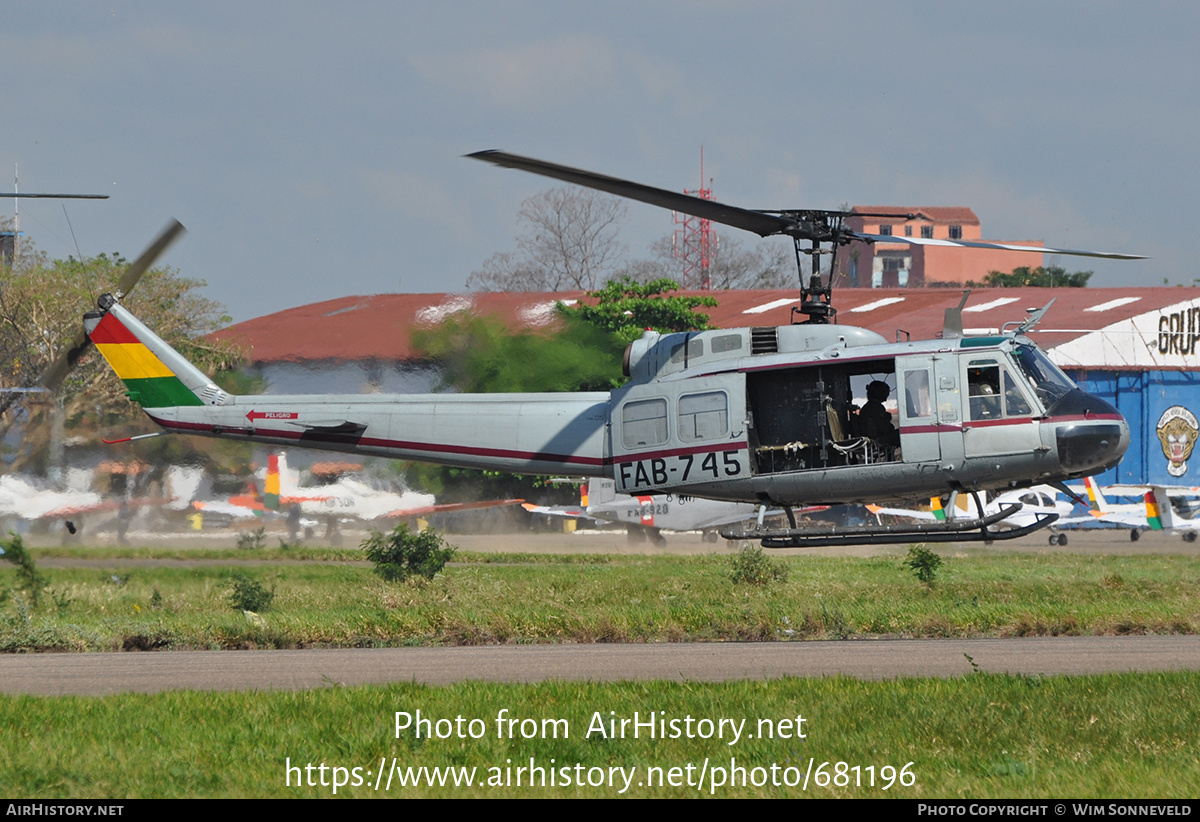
1083,476,1109,514
84,297,231,410
1147,487,1176,531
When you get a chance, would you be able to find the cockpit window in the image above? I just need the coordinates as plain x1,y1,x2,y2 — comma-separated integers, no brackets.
1011,344,1075,409
968,359,1034,420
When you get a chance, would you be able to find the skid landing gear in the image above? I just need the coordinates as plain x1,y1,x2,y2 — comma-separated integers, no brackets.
722,502,1058,549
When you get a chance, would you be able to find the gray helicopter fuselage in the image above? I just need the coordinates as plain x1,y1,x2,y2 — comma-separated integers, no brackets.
106,297,1128,508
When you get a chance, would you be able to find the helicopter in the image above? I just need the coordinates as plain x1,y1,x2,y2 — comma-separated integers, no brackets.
79,152,1139,547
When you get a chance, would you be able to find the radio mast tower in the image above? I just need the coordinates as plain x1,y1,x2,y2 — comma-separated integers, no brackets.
672,148,717,289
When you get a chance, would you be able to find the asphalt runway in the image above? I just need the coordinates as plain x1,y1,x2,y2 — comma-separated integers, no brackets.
11,527,1200,696
39,521,1200,558
4,637,1200,696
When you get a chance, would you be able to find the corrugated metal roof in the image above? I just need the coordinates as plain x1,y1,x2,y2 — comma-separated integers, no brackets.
210,287,1200,369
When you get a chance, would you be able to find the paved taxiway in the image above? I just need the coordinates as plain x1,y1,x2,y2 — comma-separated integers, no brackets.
4,637,1200,696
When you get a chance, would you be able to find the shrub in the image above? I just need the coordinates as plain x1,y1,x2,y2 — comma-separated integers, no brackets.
1,534,48,606
730,543,788,585
903,544,943,584
362,525,456,582
236,527,266,550
228,574,275,612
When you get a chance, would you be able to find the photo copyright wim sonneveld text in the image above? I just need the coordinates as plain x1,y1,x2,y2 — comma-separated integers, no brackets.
282,709,916,794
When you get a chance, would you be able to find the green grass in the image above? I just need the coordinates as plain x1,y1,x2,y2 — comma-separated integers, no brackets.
3,550,1199,650
1,673,1196,798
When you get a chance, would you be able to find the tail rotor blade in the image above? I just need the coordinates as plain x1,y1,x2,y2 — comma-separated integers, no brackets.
116,219,187,297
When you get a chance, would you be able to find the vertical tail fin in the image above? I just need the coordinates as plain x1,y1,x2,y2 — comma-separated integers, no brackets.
263,454,281,511
1083,476,1109,514
84,298,230,409
1149,487,1175,530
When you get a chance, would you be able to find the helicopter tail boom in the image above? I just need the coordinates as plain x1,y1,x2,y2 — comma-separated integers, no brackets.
83,295,613,476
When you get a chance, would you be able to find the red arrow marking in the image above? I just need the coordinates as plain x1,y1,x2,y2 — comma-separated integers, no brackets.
246,410,299,422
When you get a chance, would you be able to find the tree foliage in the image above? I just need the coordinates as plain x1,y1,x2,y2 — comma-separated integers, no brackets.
411,311,624,394
565,276,717,345
0,242,245,471
967,265,1093,288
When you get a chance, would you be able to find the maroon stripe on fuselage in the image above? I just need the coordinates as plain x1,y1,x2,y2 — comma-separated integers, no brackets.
902,412,1123,435
147,415,608,467
610,441,747,465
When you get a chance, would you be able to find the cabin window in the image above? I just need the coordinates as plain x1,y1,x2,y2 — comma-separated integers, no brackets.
679,391,728,442
903,370,933,418
622,398,668,448
669,337,704,364
711,334,742,354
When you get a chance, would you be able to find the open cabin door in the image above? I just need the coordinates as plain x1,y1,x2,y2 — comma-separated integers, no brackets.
611,374,750,495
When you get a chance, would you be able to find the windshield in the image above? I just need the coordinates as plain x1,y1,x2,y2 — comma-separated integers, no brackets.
1011,343,1076,410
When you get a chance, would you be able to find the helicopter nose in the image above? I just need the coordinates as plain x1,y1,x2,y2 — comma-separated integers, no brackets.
1052,391,1129,475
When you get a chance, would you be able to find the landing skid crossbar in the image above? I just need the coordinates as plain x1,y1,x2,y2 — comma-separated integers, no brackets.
721,503,1059,548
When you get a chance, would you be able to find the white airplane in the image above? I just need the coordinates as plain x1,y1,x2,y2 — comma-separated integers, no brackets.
1074,479,1200,542
868,485,1076,545
195,452,523,527
522,477,783,545
0,473,171,538
1059,476,1157,540
0,474,103,521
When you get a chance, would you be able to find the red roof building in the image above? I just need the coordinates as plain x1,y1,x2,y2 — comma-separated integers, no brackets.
833,206,1044,288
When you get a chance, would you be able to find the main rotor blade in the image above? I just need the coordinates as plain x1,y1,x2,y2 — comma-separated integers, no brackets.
848,231,1147,260
0,193,109,199
36,219,187,393
468,150,796,238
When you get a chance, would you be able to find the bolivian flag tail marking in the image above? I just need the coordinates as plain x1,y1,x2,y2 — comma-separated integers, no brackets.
89,312,204,408
264,454,281,511
1144,491,1163,530
931,496,946,521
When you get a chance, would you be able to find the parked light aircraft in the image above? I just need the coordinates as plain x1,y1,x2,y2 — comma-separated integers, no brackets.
868,485,1076,545
80,153,1139,547
194,452,522,526
1063,476,1156,540
0,473,169,538
523,477,793,544
1072,479,1200,542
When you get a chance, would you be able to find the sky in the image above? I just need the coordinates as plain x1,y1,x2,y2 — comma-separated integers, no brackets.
1,1,1192,323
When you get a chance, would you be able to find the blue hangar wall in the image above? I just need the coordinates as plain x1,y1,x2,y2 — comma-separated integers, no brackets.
1069,369,1200,487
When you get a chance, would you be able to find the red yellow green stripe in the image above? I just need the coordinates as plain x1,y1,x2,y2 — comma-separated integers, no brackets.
264,454,281,511
1144,491,1163,530
88,313,203,408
